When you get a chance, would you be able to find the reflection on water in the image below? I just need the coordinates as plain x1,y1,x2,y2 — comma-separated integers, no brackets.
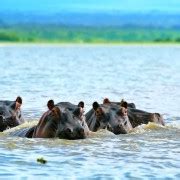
0,45,180,178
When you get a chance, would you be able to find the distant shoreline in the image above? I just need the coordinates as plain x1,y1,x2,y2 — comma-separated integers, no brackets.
1,26,180,44
0,42,180,47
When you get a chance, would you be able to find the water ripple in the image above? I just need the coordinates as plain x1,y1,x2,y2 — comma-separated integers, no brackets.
0,45,180,178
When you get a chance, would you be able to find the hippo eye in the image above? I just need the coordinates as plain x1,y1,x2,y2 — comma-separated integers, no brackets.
117,107,128,116
111,107,116,111
68,108,74,111
51,107,61,117
52,109,56,115
116,110,123,116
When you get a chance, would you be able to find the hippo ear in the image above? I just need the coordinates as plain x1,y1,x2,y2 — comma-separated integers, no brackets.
120,100,128,109
92,102,99,111
120,99,124,103
103,98,110,104
117,107,128,116
78,101,84,108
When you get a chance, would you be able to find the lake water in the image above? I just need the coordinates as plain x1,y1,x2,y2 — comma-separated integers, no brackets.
0,44,179,179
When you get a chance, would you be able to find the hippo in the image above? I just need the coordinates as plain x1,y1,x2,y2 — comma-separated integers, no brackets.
85,101,133,134
0,100,24,132
127,108,165,128
9,102,89,140
104,98,165,128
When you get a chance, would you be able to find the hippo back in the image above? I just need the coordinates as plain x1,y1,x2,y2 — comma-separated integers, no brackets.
128,108,165,127
9,126,36,138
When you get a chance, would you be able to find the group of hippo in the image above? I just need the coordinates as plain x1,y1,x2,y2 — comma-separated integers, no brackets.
0,98,165,140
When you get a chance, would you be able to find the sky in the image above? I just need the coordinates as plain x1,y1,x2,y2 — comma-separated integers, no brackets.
0,0,180,13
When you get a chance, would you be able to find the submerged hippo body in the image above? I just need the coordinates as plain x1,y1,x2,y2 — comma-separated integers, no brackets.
10,102,89,140
86,102,133,134
0,100,24,131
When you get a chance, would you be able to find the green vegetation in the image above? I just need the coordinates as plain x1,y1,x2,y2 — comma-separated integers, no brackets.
37,157,47,164
0,25,180,43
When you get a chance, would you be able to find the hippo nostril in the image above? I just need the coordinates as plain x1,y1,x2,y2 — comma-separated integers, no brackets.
107,124,113,132
65,128,72,134
79,128,84,136
118,124,122,128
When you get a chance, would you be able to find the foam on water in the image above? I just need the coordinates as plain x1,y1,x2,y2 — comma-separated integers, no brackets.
4,120,38,134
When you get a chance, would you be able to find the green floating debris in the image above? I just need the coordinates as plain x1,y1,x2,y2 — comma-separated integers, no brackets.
37,157,47,164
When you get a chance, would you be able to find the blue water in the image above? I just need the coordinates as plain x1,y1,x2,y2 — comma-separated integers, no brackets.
0,44,180,179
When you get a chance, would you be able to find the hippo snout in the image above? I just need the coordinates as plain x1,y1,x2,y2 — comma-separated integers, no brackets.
65,128,72,134
57,127,86,140
78,128,85,137
113,124,128,135
57,128,73,139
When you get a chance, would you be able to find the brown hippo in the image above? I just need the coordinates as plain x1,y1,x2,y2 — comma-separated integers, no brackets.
9,102,89,140
85,101,133,134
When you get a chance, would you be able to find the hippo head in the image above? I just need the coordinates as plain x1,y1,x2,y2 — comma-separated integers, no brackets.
32,102,88,140
56,102,88,140
87,102,132,134
0,102,24,132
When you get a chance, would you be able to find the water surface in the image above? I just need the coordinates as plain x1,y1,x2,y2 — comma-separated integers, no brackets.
0,45,179,179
